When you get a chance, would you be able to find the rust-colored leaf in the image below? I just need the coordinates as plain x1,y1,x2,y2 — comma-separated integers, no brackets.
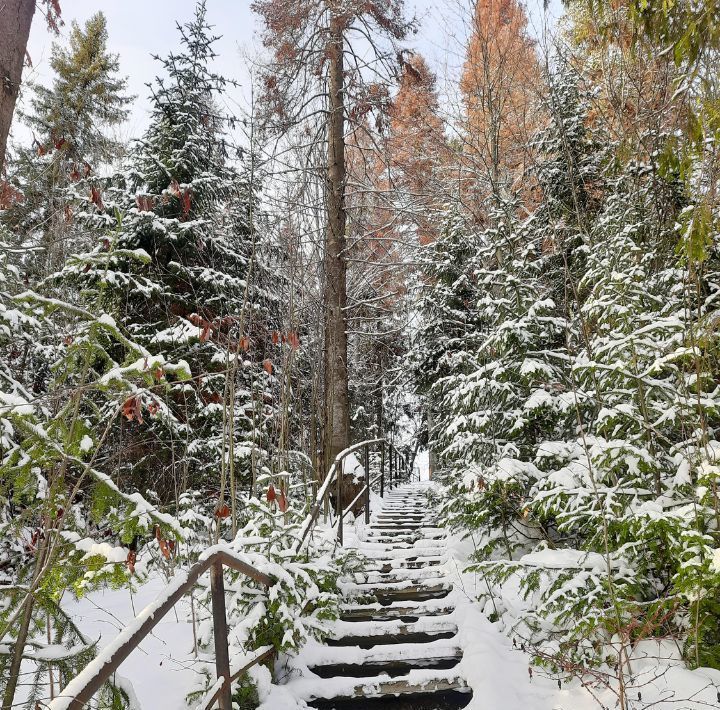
122,395,143,424
155,525,171,560
0,181,24,208
136,195,155,212
287,331,300,350
181,190,192,218
214,503,230,519
126,549,137,574
90,186,104,212
266,483,277,503
278,489,288,513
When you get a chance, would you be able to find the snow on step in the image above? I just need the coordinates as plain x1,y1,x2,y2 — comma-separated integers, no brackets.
351,566,443,584
328,614,456,640
288,669,468,702
281,482,470,708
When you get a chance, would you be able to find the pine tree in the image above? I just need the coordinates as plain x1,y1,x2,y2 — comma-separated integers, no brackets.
408,208,484,474
433,202,572,557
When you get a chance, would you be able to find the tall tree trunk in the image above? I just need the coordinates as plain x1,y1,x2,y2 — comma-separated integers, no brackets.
0,0,35,176
323,14,350,467
427,405,437,479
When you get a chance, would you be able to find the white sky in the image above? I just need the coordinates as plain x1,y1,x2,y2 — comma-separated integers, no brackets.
18,0,562,146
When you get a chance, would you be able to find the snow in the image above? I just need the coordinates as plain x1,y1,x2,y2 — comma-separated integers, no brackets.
518,548,608,571
49,572,198,710
441,526,720,710
712,548,720,573
60,532,129,564
24,483,720,710
0,390,34,416
45,576,206,709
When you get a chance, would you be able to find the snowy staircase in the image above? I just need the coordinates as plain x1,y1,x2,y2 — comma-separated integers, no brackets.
286,483,472,709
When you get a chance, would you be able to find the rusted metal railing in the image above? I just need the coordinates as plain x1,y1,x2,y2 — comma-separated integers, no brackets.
294,437,413,552
50,438,417,708
49,546,273,710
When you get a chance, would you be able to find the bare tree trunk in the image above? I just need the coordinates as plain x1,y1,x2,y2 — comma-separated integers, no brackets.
427,405,437,479
0,0,35,176
323,14,350,466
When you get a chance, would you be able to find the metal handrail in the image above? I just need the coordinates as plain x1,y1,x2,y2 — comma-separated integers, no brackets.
50,439,416,709
294,437,413,552
49,546,273,710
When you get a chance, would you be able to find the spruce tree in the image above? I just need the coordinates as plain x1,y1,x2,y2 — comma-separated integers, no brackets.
60,1,281,509
2,12,131,276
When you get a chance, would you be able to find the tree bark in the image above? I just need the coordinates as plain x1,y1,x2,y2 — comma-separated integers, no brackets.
323,14,350,467
427,405,437,479
0,0,35,176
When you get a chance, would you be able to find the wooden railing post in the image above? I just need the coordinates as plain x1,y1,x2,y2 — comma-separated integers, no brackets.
336,455,344,546
210,561,232,710
364,445,370,524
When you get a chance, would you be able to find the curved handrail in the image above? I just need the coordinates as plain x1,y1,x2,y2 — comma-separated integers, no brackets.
49,545,273,710
294,438,383,552
294,437,413,552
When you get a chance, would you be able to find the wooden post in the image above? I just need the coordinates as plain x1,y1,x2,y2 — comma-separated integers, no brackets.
210,561,232,710
364,445,370,524
380,441,385,498
336,456,343,546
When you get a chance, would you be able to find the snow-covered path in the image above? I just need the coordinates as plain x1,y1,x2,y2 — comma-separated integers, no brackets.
272,483,720,710
279,482,471,709
33,483,720,709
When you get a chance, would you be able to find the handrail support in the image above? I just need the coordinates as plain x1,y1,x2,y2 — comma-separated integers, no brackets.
210,560,232,710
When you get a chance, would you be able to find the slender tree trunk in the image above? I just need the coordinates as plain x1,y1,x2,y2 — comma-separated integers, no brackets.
0,0,35,176
427,405,437,479
323,14,350,467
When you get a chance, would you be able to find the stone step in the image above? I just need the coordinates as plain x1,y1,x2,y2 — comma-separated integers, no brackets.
340,610,452,624
305,676,470,707
371,523,434,529
340,600,455,623
350,568,443,585
361,558,442,573
372,584,452,605
365,535,444,544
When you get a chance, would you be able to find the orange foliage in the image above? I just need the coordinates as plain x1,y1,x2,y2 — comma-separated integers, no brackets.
388,54,446,199
460,0,543,211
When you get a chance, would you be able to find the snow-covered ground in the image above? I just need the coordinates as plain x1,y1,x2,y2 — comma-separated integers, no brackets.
443,533,720,710
55,576,208,708
29,487,720,710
